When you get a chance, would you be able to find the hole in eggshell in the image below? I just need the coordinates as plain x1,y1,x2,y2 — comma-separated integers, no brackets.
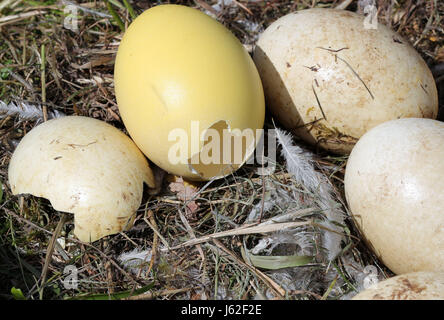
187,120,256,180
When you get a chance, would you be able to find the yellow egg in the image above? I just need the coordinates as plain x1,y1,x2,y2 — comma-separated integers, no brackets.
114,4,265,180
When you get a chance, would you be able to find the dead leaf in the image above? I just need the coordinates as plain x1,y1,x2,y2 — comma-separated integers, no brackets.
70,56,115,70
169,176,199,217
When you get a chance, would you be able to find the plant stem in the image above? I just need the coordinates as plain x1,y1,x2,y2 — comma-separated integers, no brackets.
105,0,125,32
122,0,137,20
40,43,47,122
39,212,68,300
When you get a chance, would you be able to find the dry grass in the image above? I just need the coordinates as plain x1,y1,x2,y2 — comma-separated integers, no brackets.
0,0,442,300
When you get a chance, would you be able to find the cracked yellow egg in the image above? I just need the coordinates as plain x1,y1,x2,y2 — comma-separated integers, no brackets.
114,4,265,181
344,118,444,274
8,116,155,242
253,8,438,154
352,272,444,300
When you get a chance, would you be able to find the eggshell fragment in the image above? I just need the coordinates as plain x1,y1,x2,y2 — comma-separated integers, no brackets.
352,272,444,300
114,4,265,180
254,8,438,154
344,118,444,274
8,116,155,242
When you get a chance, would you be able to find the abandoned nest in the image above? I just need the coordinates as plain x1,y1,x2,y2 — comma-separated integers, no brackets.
0,0,442,300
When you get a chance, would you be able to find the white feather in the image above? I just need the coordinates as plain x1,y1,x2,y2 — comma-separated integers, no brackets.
274,127,345,260
0,100,64,122
274,128,320,191
117,248,152,276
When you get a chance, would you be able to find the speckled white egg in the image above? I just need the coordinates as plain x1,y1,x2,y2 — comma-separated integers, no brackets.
254,8,438,154
344,118,444,274
353,272,444,300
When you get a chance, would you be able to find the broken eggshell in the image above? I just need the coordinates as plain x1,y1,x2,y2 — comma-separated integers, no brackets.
8,116,155,242
352,272,444,300
253,8,438,154
114,4,265,181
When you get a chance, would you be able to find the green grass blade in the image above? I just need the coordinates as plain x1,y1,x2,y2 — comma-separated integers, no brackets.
242,247,313,270
122,0,137,20
108,0,125,9
104,0,125,32
11,287,26,300
321,276,338,300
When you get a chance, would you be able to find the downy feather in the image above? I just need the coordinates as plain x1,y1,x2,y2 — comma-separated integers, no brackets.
0,100,64,122
274,127,345,260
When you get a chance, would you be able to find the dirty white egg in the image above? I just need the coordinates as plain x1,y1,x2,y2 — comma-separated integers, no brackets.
352,272,444,300
114,4,265,181
344,118,444,274
254,8,438,154
8,116,155,242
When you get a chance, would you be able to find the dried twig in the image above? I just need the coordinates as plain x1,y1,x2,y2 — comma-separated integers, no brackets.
39,213,68,299
0,10,46,26
169,220,312,250
335,0,354,10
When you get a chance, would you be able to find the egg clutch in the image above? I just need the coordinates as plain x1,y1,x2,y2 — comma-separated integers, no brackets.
7,4,443,292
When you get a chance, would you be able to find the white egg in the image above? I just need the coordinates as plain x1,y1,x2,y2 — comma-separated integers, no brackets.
254,8,438,154
344,118,444,274
8,116,155,242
